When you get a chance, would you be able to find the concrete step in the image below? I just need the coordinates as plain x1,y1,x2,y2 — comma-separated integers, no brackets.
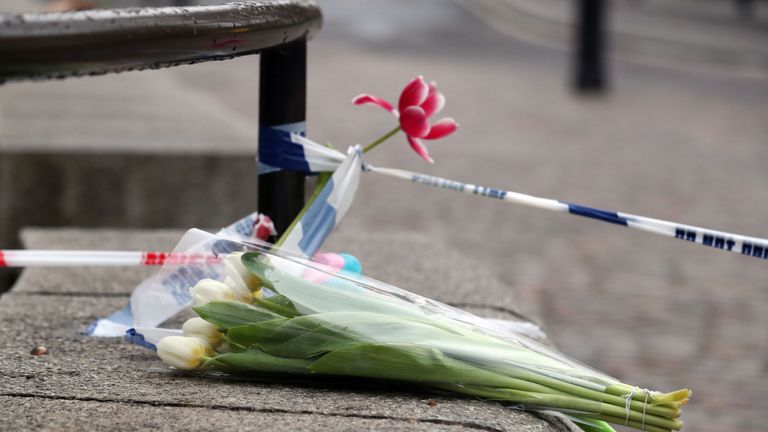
0,64,263,258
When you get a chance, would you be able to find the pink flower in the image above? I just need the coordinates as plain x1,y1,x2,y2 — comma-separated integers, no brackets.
353,76,458,163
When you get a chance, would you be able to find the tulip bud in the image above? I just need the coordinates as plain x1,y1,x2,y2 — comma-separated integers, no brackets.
223,263,248,293
224,253,262,292
222,257,251,295
222,276,253,303
190,279,237,306
182,317,222,348
156,336,213,370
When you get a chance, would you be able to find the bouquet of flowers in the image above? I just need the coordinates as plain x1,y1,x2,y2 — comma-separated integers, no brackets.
156,237,690,432
58,75,691,432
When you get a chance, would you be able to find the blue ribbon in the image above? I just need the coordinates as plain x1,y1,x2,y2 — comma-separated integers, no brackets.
258,122,312,174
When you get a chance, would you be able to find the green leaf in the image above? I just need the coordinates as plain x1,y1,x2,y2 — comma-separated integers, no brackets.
204,349,313,375
573,419,617,432
308,342,521,388
240,254,599,383
193,301,283,330
241,253,463,335
227,314,357,358
252,295,301,318
240,253,275,290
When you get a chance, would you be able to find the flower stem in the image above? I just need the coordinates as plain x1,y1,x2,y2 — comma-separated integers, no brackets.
274,172,331,248
363,126,401,153
273,127,401,249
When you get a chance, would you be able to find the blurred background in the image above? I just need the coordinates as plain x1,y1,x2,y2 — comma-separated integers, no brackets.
1,1,767,431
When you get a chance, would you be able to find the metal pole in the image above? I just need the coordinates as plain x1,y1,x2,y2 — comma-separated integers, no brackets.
735,0,755,19
258,40,307,236
573,0,607,93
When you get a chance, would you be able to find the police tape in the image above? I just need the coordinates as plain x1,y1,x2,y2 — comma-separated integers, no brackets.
364,165,768,261
0,250,221,267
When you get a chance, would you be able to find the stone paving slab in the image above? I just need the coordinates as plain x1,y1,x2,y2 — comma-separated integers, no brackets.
460,0,768,78
0,396,479,432
0,228,570,432
0,71,260,156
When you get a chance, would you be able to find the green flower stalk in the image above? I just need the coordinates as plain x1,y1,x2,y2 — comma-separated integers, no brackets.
155,251,691,432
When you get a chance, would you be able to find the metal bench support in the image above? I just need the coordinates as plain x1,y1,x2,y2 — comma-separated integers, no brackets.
258,40,307,235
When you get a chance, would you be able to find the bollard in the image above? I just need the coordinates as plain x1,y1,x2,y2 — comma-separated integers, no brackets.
735,0,755,19
573,0,608,93
258,40,308,236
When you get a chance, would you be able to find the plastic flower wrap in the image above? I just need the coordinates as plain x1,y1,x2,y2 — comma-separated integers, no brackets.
153,230,690,432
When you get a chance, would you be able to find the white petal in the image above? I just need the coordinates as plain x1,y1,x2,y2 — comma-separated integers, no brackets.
182,318,222,348
157,336,212,370
189,279,235,306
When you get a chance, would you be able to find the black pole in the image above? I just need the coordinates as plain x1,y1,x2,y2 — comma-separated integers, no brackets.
258,40,307,236
735,0,755,19
573,0,607,93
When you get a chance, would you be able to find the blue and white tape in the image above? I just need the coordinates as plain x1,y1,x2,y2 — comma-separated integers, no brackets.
258,123,345,174
261,131,768,261
279,145,363,258
367,166,768,261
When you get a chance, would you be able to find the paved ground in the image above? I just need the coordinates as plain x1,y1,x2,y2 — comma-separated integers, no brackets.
1,1,768,431
459,0,768,79
0,228,572,432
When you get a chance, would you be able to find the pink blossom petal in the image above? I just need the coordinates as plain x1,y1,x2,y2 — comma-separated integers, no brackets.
351,94,395,113
423,117,458,140
420,82,445,117
407,136,434,164
398,76,429,112
399,106,431,138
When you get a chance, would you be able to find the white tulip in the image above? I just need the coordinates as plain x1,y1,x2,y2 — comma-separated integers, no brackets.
182,317,222,348
156,336,213,370
225,253,262,291
223,262,249,293
189,279,237,306
223,275,254,303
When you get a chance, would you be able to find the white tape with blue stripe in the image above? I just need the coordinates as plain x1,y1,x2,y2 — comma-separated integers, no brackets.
280,145,363,258
366,166,768,261
258,123,345,174
258,131,768,261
